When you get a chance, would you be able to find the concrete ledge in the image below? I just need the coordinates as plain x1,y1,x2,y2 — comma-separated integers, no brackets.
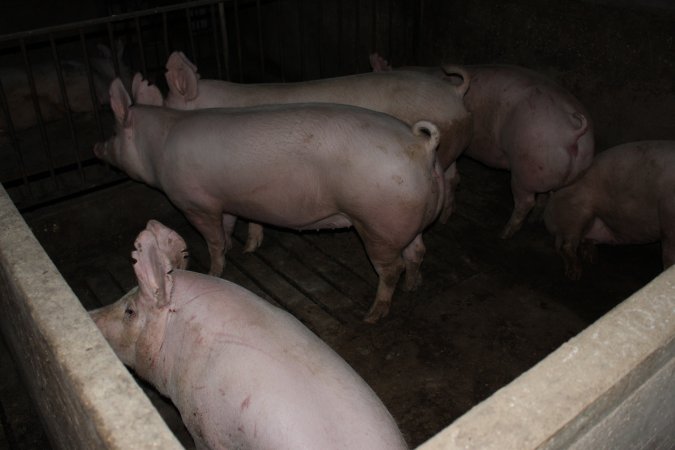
419,265,675,449
0,183,183,450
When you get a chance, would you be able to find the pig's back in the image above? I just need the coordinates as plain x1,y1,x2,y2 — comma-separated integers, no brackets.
199,70,462,126
583,141,675,243
157,103,436,228
170,273,407,450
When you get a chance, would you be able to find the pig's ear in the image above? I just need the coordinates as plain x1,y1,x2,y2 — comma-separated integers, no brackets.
146,220,189,271
440,64,471,97
165,51,199,101
369,52,392,72
131,226,177,309
131,73,164,107
109,78,132,127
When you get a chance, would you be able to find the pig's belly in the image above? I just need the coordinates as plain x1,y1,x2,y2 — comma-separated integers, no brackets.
585,217,659,245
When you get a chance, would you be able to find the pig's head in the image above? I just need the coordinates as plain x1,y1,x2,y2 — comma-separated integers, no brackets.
164,51,200,109
93,75,162,181
91,41,132,106
89,220,189,369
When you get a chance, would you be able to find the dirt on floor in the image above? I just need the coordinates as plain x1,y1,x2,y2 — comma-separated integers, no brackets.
3,156,663,449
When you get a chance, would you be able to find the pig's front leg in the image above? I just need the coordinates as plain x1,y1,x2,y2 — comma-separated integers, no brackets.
439,162,460,224
501,183,536,239
402,234,426,291
183,210,235,276
555,235,582,280
243,222,264,253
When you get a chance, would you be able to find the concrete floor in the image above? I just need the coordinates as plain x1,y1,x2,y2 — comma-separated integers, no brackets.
1,156,664,449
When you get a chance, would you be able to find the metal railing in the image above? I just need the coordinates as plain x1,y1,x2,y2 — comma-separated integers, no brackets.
0,0,422,211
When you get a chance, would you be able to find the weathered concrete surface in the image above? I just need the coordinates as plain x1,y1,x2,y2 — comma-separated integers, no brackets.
418,266,675,449
0,183,183,450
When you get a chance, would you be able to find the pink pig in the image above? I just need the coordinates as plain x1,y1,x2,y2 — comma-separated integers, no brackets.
162,51,472,251
370,53,594,238
94,75,444,322
544,140,675,280
90,220,408,450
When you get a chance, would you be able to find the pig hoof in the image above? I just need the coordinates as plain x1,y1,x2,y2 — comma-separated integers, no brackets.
403,273,422,292
363,302,390,324
242,237,262,253
438,207,453,224
499,226,516,239
564,267,582,281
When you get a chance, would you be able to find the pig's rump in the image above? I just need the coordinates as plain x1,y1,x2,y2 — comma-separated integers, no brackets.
156,104,438,232
164,272,407,450
571,142,675,244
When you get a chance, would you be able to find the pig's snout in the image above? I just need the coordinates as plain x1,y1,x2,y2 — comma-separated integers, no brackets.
93,141,107,159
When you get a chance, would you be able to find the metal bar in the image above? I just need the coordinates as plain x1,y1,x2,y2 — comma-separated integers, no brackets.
49,34,84,183
106,23,122,78
371,0,377,54
79,30,104,142
162,12,170,63
318,1,324,78
388,0,393,59
134,17,148,76
0,77,32,198
255,0,265,79
354,0,360,73
337,0,343,73
0,0,251,44
233,0,243,82
297,0,304,80
185,8,197,64
217,2,231,81
414,0,424,65
276,0,286,81
20,38,58,189
211,4,223,79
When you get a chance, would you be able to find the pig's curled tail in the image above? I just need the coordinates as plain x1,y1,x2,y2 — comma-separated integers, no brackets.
412,121,440,154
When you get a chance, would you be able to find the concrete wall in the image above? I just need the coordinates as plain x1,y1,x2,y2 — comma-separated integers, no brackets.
2,177,674,448
0,183,183,450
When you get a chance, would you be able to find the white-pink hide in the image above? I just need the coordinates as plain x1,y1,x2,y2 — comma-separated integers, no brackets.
544,140,675,279
163,51,471,228
370,53,595,238
94,77,444,322
90,220,408,450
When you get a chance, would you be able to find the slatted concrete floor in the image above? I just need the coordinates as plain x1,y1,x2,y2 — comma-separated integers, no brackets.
3,157,663,449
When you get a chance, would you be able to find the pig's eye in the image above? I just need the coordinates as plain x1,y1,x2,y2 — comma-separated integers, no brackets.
124,305,136,320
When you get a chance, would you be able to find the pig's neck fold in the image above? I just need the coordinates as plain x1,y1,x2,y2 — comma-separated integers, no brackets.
129,107,177,188
134,305,174,396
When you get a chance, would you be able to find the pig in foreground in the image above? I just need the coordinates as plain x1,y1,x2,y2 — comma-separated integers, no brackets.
95,76,444,322
162,51,471,252
0,43,130,132
90,220,408,450
544,140,675,280
370,53,595,239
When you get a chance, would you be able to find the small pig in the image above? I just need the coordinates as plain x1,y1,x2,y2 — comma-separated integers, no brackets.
90,220,408,450
163,51,472,245
95,76,444,323
370,53,594,238
544,140,675,280
0,43,130,132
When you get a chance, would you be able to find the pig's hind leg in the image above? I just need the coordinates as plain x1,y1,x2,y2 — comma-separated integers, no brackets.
501,183,536,239
438,162,460,224
357,229,406,324
243,222,264,253
402,234,426,291
183,210,233,277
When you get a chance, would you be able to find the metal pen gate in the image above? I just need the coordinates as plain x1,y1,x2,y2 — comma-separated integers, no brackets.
0,0,423,212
